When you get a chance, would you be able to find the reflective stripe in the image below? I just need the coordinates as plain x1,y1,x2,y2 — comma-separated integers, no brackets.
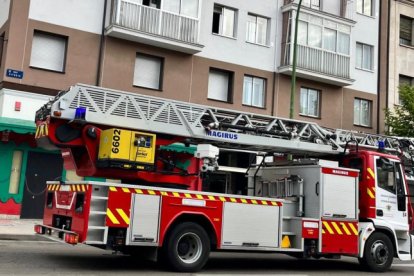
323,221,335,234
116,208,130,225
106,208,120,224
331,221,343,235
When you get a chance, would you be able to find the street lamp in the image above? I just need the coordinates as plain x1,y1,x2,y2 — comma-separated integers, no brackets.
289,0,303,119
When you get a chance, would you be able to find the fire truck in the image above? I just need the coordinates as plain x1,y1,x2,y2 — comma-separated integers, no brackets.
34,84,414,272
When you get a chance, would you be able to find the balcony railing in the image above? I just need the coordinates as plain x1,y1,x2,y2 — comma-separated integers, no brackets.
282,43,351,81
108,0,201,51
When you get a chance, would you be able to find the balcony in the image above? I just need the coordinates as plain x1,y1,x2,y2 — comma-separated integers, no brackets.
280,43,353,86
106,0,203,54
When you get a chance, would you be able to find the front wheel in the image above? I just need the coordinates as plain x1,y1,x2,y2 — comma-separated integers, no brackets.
160,222,210,272
359,232,394,272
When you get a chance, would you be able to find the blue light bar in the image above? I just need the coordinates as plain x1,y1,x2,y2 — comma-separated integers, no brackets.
75,107,86,120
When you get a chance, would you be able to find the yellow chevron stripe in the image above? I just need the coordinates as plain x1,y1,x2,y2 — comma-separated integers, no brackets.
367,187,375,199
230,198,237,203
323,221,334,234
196,194,203,199
116,208,130,225
161,191,168,196
241,198,248,204
251,200,258,204
148,190,156,195
322,229,326,234
219,196,226,202
185,193,192,198
348,223,358,235
340,222,351,235
106,208,120,224
81,185,86,192
331,222,343,235
271,202,277,206
135,189,143,194
122,188,130,193
109,187,117,192
173,192,180,197
77,185,81,191
208,195,216,200
261,200,268,205
367,167,375,179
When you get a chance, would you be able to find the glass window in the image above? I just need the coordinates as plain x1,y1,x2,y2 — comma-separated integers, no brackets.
243,76,266,108
9,151,23,194
212,5,236,38
133,53,163,90
400,16,413,46
246,14,269,45
30,31,67,72
354,98,372,127
356,42,373,70
302,0,320,10
297,20,308,45
208,68,233,102
338,32,350,55
356,0,373,16
164,0,198,17
300,87,320,117
398,75,414,104
323,28,336,52
308,24,322,48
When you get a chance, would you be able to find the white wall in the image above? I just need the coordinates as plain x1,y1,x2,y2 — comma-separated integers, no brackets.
196,0,278,71
0,89,50,121
0,0,10,28
29,0,104,35
348,0,379,94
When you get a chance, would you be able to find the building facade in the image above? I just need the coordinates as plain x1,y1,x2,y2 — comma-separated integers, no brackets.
0,0,383,216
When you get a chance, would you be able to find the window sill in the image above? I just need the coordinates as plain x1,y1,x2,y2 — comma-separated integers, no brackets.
242,104,266,110
355,67,375,73
29,66,65,74
299,114,321,120
353,124,373,129
399,43,414,50
212,33,237,40
356,12,376,19
207,97,232,104
245,41,271,48
133,85,162,92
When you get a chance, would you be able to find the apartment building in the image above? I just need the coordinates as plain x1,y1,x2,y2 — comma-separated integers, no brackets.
0,0,382,217
379,0,414,133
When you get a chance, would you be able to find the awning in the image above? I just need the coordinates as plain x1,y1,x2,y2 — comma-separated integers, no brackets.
0,117,36,134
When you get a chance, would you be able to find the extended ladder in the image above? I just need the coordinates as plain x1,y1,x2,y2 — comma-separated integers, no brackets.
36,84,414,159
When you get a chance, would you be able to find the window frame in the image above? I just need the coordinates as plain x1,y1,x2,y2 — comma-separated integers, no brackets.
299,87,321,118
353,98,372,127
302,0,321,10
207,68,234,103
242,75,266,108
246,13,270,46
29,30,68,73
400,15,413,47
356,0,373,17
133,52,164,91
356,42,374,71
212,4,237,38
398,74,414,105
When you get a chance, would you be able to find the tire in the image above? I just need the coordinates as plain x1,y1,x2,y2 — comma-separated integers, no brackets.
359,232,394,272
160,222,210,272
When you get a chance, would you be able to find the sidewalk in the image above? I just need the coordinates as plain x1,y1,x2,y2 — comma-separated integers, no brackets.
0,219,43,240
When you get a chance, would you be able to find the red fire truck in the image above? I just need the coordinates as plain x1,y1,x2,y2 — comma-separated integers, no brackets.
34,84,414,272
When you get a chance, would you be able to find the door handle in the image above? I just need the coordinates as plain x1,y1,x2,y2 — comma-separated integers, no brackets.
377,209,384,217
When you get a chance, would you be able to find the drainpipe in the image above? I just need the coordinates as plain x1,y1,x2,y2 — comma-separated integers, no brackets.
289,0,303,119
96,0,108,86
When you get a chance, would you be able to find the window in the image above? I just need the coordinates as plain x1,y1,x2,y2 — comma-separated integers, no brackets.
400,16,413,46
9,151,23,194
356,0,373,16
302,0,320,10
142,0,161,9
356,42,373,70
208,68,233,102
354,98,371,127
398,75,414,104
300,88,320,117
243,76,266,108
0,33,4,68
212,5,236,37
246,14,269,45
30,31,67,72
297,19,349,54
163,0,199,18
133,53,163,90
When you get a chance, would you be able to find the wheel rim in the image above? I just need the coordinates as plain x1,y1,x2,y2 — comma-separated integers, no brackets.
370,240,390,265
176,232,203,264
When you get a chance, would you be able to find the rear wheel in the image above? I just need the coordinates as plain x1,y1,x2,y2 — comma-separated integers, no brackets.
359,232,394,272
160,222,210,272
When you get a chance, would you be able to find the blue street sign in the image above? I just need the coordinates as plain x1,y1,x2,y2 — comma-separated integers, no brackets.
6,69,24,79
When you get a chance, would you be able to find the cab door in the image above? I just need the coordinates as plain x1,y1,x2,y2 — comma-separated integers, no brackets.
375,157,409,231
